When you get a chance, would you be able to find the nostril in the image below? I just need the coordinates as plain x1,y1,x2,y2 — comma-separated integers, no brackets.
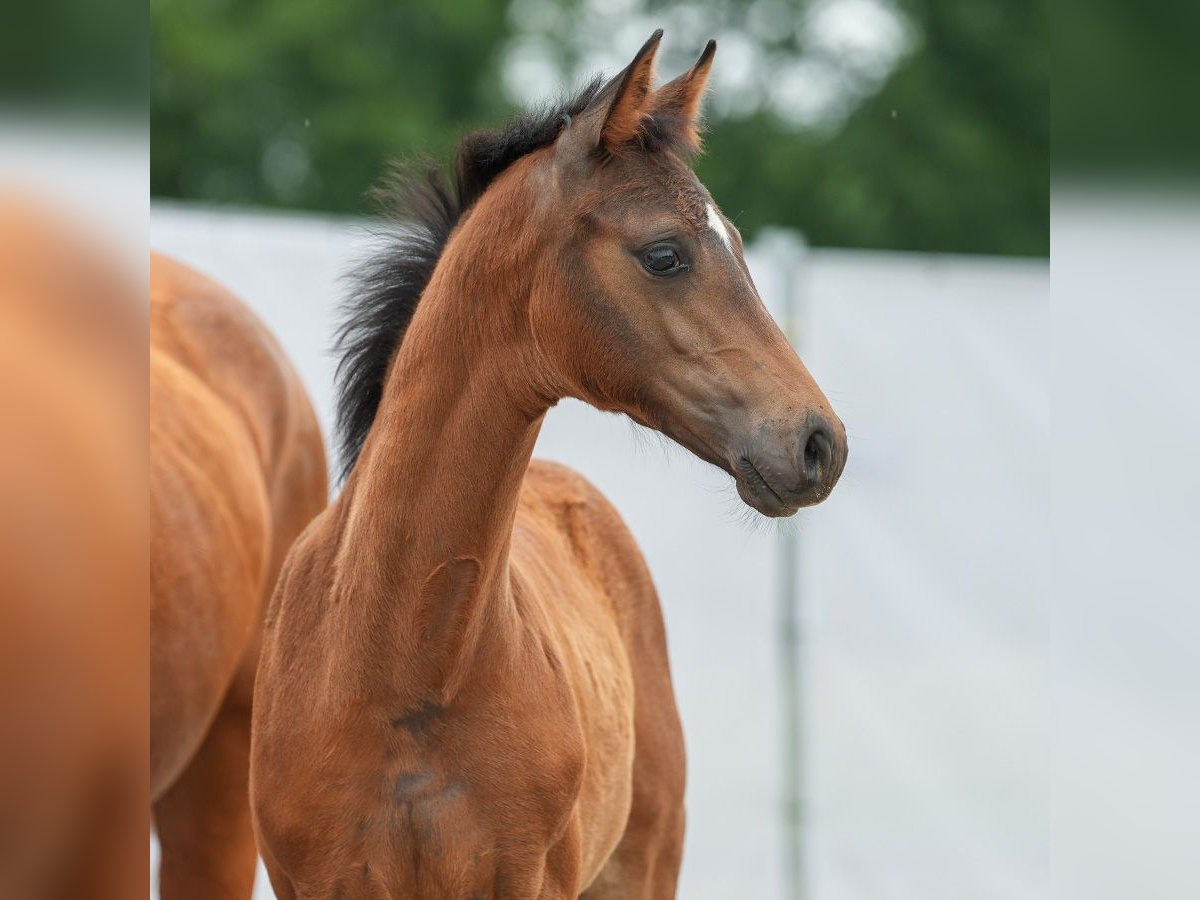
802,428,832,481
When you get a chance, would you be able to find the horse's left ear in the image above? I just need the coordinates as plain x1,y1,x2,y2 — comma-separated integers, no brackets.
651,39,717,152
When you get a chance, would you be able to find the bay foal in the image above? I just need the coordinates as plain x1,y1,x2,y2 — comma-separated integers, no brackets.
151,256,327,898
252,33,846,899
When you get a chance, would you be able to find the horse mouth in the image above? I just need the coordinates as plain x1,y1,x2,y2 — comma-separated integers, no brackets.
734,456,800,518
642,411,810,518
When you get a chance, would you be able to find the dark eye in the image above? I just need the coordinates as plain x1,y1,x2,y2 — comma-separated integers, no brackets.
641,242,687,276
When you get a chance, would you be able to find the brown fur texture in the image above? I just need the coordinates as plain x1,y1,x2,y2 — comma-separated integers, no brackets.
252,34,845,899
150,255,327,898
0,194,147,899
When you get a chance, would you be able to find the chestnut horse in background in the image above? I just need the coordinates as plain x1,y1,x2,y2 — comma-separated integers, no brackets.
252,32,845,899
151,255,327,898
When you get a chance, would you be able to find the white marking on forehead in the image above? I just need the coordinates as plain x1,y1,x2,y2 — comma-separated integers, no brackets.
705,202,733,252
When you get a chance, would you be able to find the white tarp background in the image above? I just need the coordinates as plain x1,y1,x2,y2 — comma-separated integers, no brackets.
150,205,1049,900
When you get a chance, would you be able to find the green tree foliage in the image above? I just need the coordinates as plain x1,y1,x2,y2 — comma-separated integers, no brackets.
702,0,1046,255
152,0,1046,256
1055,0,1200,180
2,0,146,110
152,0,513,210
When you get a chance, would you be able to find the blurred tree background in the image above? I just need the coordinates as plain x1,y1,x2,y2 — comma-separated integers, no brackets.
1,0,146,111
151,0,1046,256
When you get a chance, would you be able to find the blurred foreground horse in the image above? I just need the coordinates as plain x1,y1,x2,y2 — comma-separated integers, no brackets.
151,256,327,898
0,196,145,899
253,32,845,899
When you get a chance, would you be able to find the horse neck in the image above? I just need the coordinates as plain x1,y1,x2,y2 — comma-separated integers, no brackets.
333,184,556,693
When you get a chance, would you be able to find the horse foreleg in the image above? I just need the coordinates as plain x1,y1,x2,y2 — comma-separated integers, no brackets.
154,697,257,900
581,784,685,900
581,703,686,899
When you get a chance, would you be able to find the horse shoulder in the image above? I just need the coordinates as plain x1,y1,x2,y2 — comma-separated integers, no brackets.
520,459,658,616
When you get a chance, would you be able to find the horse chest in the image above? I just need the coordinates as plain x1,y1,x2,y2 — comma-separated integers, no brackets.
291,708,587,897
372,643,626,893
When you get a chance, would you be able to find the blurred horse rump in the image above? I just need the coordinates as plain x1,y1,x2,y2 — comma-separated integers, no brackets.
150,255,327,898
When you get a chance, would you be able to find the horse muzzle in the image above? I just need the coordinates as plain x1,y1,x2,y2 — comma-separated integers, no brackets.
732,414,847,517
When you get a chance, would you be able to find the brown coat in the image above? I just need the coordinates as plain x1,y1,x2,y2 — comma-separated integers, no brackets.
151,255,327,898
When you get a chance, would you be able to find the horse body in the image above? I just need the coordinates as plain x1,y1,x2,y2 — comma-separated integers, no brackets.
150,255,327,897
254,458,681,898
254,32,844,899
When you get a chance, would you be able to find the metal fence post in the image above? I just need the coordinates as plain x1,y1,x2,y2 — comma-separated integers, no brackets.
772,230,809,900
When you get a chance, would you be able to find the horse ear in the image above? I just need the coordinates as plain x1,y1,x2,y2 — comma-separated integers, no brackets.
562,30,663,157
598,29,662,147
651,39,716,152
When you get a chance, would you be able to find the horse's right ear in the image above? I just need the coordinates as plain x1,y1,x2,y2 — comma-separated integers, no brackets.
557,30,663,165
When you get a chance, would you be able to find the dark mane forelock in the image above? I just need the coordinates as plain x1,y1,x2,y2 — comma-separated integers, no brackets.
333,74,696,481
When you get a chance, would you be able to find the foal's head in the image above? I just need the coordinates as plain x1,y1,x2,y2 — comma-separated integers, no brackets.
340,31,846,516
524,33,846,515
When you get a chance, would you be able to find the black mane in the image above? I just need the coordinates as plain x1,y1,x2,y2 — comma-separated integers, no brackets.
333,74,693,481
332,79,604,481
